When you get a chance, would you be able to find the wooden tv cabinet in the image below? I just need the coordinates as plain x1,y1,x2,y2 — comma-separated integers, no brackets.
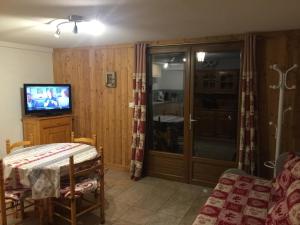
22,114,73,145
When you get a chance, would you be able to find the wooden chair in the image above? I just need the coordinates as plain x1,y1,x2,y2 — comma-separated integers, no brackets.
71,131,96,147
6,134,33,155
0,159,38,225
52,147,105,225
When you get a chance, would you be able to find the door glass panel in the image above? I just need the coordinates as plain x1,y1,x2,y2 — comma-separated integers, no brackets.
192,51,240,161
149,52,186,154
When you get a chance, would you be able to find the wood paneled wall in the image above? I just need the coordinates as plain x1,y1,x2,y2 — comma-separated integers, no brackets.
53,30,300,176
257,30,300,177
53,45,134,170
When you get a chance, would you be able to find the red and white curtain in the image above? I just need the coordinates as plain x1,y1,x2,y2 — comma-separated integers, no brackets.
130,43,147,180
238,34,258,175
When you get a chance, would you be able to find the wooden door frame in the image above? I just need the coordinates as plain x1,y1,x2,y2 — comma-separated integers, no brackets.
189,42,244,184
145,46,191,182
145,42,244,185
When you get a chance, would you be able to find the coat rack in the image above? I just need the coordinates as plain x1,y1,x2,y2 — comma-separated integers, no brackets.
264,64,298,177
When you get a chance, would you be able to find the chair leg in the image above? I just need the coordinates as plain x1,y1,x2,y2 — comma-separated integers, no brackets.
20,200,25,219
34,200,38,216
1,203,7,225
78,198,82,211
13,202,18,218
1,212,7,225
48,198,53,224
71,199,77,225
99,189,105,224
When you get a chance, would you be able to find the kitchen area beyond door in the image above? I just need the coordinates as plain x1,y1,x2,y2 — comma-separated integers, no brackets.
146,47,190,182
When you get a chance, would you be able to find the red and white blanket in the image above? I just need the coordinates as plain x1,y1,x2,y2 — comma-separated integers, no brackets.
192,173,273,225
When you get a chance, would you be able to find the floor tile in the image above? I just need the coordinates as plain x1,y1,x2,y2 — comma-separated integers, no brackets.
102,199,131,223
178,192,209,225
112,219,142,225
158,197,193,218
115,183,154,206
144,211,182,225
134,191,170,212
119,207,155,225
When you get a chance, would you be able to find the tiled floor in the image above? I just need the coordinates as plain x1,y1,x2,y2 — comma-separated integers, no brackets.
8,169,212,225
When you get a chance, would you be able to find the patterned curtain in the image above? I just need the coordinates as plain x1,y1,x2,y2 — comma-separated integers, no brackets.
238,33,257,175
130,43,147,180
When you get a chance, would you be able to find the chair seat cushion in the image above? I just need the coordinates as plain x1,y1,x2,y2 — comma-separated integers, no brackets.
60,178,98,198
5,188,32,201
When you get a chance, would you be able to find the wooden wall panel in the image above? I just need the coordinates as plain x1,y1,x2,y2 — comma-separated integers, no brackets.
53,45,134,170
257,31,300,177
53,49,93,137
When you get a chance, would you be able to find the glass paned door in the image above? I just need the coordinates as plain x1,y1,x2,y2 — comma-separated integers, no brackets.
148,52,187,154
192,51,240,161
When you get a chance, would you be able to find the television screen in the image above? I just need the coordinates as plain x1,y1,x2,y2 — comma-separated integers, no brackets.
24,84,72,115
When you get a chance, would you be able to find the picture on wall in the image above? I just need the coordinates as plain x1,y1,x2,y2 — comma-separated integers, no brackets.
105,72,117,88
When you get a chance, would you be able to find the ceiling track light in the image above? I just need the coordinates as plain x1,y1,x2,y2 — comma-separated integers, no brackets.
49,15,99,38
54,27,60,38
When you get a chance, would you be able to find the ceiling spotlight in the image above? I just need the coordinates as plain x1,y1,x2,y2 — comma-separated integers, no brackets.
182,58,187,62
196,51,206,62
73,22,78,34
82,20,106,36
54,28,60,38
163,63,169,69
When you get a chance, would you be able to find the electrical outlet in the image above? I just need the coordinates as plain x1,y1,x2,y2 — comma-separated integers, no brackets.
128,102,134,108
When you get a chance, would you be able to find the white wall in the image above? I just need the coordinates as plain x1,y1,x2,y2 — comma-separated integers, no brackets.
158,70,184,90
0,41,53,156
154,63,184,90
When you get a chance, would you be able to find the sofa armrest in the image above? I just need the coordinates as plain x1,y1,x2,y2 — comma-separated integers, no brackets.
223,168,272,181
223,168,248,176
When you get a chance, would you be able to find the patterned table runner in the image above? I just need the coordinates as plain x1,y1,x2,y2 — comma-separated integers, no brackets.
3,143,97,199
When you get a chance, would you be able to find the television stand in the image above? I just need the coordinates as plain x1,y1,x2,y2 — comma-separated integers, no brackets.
22,114,73,145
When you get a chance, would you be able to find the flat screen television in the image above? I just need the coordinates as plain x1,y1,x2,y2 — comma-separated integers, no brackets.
24,84,72,115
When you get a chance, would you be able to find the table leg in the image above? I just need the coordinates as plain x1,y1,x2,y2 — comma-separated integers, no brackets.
47,198,53,224
38,200,44,225
34,198,54,225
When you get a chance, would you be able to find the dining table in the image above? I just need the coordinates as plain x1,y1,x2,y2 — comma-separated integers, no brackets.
3,142,98,200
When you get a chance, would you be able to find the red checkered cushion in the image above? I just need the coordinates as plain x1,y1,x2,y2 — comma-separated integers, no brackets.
273,152,300,199
266,153,300,225
60,178,98,198
192,173,273,225
5,188,31,201
265,180,300,225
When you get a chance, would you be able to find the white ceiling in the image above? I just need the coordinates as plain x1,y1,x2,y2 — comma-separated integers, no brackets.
0,0,300,48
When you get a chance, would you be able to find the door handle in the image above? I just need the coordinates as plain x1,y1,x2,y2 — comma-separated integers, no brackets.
189,114,197,130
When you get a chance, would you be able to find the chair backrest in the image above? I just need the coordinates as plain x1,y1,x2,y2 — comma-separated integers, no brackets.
0,159,7,225
71,131,97,147
68,146,104,199
5,134,33,155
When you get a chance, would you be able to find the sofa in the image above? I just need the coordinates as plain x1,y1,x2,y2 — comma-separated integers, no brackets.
192,152,300,225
